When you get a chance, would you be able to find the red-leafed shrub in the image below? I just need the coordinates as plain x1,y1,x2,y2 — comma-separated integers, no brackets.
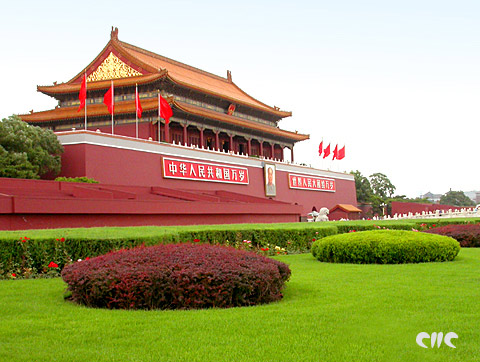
424,224,480,247
61,243,291,310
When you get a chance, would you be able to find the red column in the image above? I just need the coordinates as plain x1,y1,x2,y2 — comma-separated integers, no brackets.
247,139,251,155
183,124,188,146
290,146,294,163
229,134,234,152
165,122,170,143
259,141,264,157
271,143,275,159
199,128,204,148
215,131,220,151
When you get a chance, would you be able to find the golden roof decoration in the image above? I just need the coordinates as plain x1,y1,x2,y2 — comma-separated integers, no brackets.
87,52,142,82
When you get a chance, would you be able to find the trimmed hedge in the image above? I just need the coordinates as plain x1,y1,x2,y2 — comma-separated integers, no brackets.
1,218,478,278
177,226,338,252
0,225,337,279
0,234,178,279
311,230,460,264
62,243,291,310
424,224,480,247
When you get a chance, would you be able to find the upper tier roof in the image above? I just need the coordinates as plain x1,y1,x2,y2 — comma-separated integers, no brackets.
38,28,291,118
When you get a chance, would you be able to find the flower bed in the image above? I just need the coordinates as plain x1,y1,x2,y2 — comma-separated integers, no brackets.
424,224,480,247
61,243,291,310
311,230,460,264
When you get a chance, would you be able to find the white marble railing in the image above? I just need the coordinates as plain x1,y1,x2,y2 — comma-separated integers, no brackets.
169,139,292,164
370,208,480,221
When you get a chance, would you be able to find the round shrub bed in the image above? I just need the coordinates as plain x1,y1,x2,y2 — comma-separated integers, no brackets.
61,243,291,310
311,230,460,264
424,223,480,247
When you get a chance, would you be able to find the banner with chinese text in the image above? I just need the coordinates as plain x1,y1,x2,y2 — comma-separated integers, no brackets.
163,157,249,185
288,173,335,192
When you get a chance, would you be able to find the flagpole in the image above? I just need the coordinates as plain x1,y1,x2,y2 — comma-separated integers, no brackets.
157,90,161,142
331,141,335,171
136,84,138,138
336,143,341,172
331,140,334,171
84,72,87,130
319,138,323,170
111,80,114,135
322,139,325,170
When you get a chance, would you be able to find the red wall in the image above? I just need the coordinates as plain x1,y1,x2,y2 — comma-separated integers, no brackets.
59,142,357,216
329,209,360,221
391,201,465,216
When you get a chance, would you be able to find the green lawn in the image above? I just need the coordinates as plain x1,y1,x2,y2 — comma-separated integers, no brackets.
1,218,478,240
1,249,479,361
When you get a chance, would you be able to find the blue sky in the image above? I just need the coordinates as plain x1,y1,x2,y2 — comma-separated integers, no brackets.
1,0,479,198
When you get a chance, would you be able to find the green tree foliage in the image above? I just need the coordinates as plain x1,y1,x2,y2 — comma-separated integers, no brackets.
0,115,63,179
440,190,475,207
369,172,396,200
350,171,398,216
369,173,396,215
350,170,373,203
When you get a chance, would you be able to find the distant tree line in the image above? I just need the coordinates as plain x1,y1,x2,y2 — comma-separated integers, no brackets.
439,190,475,207
350,170,475,216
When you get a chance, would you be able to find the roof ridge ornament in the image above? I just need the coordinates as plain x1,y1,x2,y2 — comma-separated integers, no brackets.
227,70,232,82
111,26,119,40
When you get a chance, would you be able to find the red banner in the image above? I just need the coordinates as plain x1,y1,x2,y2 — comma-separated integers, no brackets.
163,157,249,184
288,173,335,192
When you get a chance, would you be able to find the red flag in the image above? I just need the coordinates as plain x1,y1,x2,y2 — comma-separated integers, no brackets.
103,82,114,115
338,146,345,160
135,86,142,118
318,141,323,156
323,144,330,159
78,74,86,112
332,144,338,160
159,94,173,124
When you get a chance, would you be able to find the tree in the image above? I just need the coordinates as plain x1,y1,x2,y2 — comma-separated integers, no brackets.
0,115,63,179
350,170,373,203
440,190,475,207
368,173,396,216
369,173,396,200
350,171,398,216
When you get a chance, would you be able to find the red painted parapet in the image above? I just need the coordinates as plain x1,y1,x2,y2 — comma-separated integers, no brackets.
55,131,357,217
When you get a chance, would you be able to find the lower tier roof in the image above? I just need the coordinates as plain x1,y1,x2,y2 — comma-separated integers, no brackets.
20,99,309,143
